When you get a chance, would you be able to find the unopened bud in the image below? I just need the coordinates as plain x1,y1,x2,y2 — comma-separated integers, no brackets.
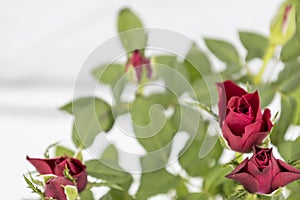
270,2,296,45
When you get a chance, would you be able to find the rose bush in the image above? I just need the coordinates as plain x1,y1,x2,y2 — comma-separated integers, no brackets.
26,156,87,192
226,146,300,194
217,80,273,153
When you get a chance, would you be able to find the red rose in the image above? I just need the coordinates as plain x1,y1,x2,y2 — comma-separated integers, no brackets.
226,146,300,194
26,156,87,192
44,176,74,200
216,80,273,153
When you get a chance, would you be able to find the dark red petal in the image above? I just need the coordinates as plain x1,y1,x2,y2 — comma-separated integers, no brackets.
262,109,273,132
244,91,261,119
26,156,57,174
226,172,259,193
271,159,300,190
248,159,273,194
222,122,243,152
241,121,268,153
216,80,247,126
272,172,300,191
73,169,88,192
54,160,67,176
269,150,281,177
227,158,249,174
44,177,74,200
225,109,254,136
277,159,300,173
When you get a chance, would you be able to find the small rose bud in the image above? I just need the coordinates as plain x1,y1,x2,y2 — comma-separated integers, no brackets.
125,49,152,83
270,2,296,45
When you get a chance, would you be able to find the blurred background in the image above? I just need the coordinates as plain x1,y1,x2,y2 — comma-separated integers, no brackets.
0,0,282,199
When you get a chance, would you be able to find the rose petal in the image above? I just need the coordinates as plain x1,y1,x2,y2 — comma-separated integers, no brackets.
222,122,243,152
227,158,249,174
277,159,300,173
73,170,88,192
216,80,247,126
262,109,273,132
241,121,268,152
225,158,259,192
248,159,273,194
244,91,261,119
44,177,74,200
26,156,57,174
226,172,259,193
272,172,300,191
225,109,254,136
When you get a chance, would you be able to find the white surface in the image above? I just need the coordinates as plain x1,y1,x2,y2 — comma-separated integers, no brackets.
0,0,282,199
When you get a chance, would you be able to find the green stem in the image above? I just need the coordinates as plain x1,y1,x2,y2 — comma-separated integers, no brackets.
254,43,276,85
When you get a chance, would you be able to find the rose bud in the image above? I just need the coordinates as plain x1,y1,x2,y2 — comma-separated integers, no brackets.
26,156,87,192
44,176,76,200
270,2,296,45
226,146,300,194
125,49,152,83
216,80,273,153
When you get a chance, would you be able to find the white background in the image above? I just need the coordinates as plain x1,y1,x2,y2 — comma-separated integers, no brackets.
0,0,282,199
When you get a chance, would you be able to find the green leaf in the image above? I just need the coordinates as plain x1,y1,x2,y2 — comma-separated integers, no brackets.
288,194,300,200
175,179,189,198
280,35,300,62
287,180,300,198
292,93,300,125
102,144,119,164
271,95,296,145
154,55,191,96
55,145,74,157
184,43,211,82
257,84,276,108
204,38,241,73
202,165,233,195
100,189,134,200
117,8,147,51
62,97,114,148
79,189,94,200
275,61,300,94
177,107,223,177
179,193,210,200
136,169,181,200
278,137,300,162
130,94,178,167
191,73,222,106
92,63,126,102
85,159,133,191
239,31,269,61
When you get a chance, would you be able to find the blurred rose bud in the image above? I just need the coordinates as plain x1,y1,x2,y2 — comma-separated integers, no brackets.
125,49,152,83
270,2,296,45
27,156,87,192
